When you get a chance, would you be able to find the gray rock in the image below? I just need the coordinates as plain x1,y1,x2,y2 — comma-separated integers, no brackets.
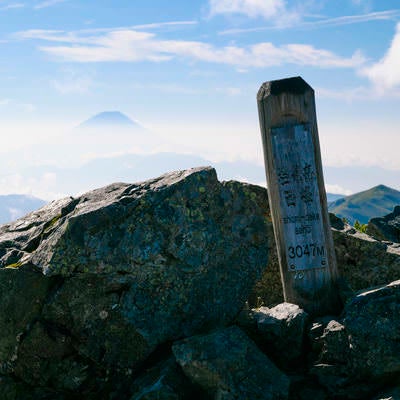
343,280,400,382
367,205,400,243
288,374,328,400
0,167,270,397
129,357,203,400
329,213,345,231
0,268,53,375
0,375,66,400
332,230,400,294
0,376,17,400
172,325,290,400
373,385,400,400
307,315,338,356
13,321,88,391
312,280,400,397
252,303,309,367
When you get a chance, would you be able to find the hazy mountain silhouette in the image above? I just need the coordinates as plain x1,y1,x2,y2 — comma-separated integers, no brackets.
77,111,143,129
13,152,349,202
0,195,47,225
329,185,400,224
2,151,399,225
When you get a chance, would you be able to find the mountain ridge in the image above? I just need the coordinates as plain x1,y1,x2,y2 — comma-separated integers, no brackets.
328,184,400,224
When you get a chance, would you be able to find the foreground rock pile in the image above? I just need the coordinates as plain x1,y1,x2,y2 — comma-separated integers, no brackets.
0,167,399,399
367,205,400,243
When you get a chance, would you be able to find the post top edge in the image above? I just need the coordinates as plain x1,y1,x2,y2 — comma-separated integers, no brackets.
257,76,313,100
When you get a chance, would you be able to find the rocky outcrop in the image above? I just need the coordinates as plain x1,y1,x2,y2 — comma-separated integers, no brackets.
311,280,400,398
0,167,399,399
367,205,400,243
172,326,290,399
0,167,270,399
239,280,400,400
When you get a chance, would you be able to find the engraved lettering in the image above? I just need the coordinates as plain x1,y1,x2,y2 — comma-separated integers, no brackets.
300,186,313,204
277,168,290,186
302,163,316,182
295,224,312,235
272,124,328,272
283,190,296,207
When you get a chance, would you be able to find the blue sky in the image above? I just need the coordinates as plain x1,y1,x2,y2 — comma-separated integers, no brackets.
0,0,399,198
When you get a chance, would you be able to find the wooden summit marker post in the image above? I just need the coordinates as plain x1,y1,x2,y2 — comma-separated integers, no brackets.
257,76,340,316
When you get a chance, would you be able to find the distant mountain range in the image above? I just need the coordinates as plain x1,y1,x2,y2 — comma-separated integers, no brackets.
1,176,399,228
1,111,399,226
328,185,400,224
0,195,47,225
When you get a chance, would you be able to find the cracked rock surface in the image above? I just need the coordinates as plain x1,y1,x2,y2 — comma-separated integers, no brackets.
0,167,270,399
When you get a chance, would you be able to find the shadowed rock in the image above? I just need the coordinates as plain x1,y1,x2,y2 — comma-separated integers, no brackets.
312,280,400,398
172,326,290,399
367,205,400,243
252,303,310,368
0,167,270,398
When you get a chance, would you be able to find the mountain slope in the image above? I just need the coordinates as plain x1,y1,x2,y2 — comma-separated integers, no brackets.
0,195,47,225
77,111,142,129
327,193,345,203
328,185,400,224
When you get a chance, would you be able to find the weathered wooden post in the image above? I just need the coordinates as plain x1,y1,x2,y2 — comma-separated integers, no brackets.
257,76,340,316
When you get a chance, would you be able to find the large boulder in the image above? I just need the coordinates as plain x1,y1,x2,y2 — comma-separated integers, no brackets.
0,167,270,398
172,326,290,399
129,357,202,400
367,205,400,243
332,228,400,295
373,385,400,400
251,303,310,368
312,280,400,398
0,268,53,375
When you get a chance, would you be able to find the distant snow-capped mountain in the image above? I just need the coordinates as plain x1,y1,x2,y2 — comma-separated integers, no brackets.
76,111,143,130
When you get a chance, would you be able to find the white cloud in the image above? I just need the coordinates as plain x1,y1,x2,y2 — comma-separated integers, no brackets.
17,28,365,69
0,172,64,200
131,82,204,95
8,207,24,221
0,98,35,112
127,20,198,30
325,184,352,196
219,9,400,34
316,86,371,102
361,22,400,92
319,119,400,170
209,0,289,19
21,102,35,112
0,2,24,11
351,0,373,13
51,68,94,94
317,84,400,101
217,87,241,96
34,0,66,9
